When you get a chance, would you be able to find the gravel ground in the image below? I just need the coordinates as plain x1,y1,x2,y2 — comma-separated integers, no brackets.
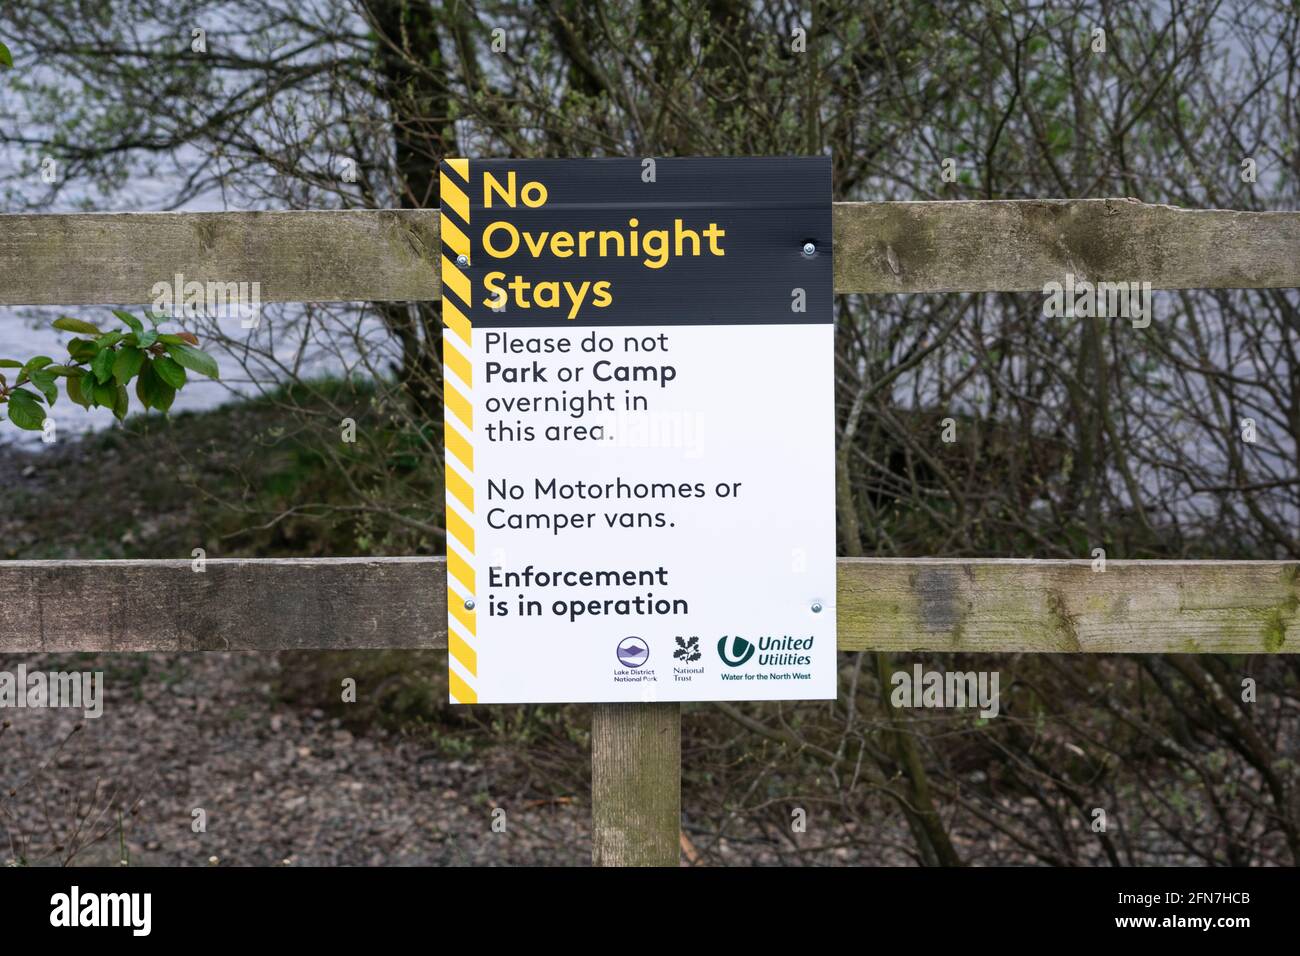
0,653,589,867
4,648,1290,867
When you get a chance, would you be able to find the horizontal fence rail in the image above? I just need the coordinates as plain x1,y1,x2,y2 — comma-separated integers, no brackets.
0,209,438,306
1,557,1295,654
2,200,1299,306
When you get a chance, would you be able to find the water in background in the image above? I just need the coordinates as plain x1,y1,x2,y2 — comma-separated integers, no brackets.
0,142,261,449
0,306,255,451
1,299,386,453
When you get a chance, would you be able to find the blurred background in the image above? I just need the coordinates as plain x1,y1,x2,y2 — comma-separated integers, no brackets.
1,0,1298,866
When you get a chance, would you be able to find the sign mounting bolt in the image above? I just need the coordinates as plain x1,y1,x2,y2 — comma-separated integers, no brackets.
802,242,816,257
464,598,476,611
811,601,823,614
456,254,469,267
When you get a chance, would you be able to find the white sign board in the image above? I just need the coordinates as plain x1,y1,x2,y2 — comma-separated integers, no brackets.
439,157,835,703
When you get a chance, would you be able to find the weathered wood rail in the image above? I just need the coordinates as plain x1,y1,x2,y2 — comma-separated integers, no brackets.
2,200,1299,306
2,200,1299,867
1,558,1295,654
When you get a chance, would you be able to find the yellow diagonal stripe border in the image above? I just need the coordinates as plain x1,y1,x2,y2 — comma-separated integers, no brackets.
449,631,478,676
446,464,474,512
442,299,472,345
440,157,476,704
441,254,471,305
449,595,477,636
446,505,475,554
445,421,473,470
441,215,471,260
449,668,478,704
444,337,472,386
440,172,470,223
445,381,473,429
447,548,476,594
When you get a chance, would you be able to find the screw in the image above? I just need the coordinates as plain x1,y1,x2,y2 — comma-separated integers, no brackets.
801,242,816,257
464,598,476,611
456,254,469,267
811,601,823,614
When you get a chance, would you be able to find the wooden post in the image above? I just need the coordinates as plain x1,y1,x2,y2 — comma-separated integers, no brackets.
591,702,681,866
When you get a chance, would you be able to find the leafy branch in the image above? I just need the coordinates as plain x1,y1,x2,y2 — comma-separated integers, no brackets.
0,311,220,431
0,39,221,431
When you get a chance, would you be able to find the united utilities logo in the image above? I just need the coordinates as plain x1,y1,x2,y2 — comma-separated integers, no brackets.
717,635,755,667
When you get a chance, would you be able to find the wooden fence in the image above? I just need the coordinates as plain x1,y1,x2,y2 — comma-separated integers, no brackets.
2,200,1299,866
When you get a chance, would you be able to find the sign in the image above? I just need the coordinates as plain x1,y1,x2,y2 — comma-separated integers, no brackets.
438,157,834,704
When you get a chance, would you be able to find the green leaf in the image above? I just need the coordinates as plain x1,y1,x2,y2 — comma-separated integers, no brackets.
157,332,200,348
113,346,146,385
0,42,13,71
67,338,99,363
22,355,53,373
153,355,187,389
67,373,91,409
0,359,22,369
112,384,129,421
92,347,116,384
153,381,176,412
135,361,155,410
136,360,175,412
112,310,144,335
5,389,45,430
94,331,125,349
91,378,116,408
28,369,57,405
165,343,219,380
136,328,159,349
53,317,102,335
78,370,97,406
43,365,79,377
